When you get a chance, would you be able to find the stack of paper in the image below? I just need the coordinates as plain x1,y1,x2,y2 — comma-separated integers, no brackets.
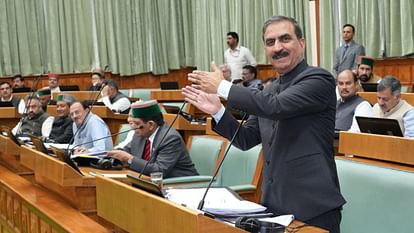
165,187,266,215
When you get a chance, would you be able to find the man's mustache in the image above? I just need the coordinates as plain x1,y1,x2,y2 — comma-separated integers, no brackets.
272,51,289,60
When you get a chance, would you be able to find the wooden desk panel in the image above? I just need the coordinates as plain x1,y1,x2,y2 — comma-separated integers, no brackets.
339,131,414,165
0,107,20,129
358,92,414,106
52,91,99,101
0,165,108,232
151,90,184,101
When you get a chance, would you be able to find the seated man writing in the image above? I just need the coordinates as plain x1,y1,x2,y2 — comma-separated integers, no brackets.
107,100,198,178
373,76,414,137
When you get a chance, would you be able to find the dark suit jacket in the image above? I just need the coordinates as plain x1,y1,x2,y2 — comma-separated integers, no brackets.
333,40,365,76
123,123,198,178
214,60,345,221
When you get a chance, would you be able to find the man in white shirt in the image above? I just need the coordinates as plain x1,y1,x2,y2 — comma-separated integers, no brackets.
335,70,372,132
224,32,257,82
99,79,131,114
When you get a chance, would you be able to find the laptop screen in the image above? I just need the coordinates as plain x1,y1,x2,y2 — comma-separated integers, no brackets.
361,83,378,92
356,116,403,137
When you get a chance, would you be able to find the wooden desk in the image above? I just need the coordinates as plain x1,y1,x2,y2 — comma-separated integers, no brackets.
339,131,414,165
205,117,219,136
358,92,414,106
96,176,327,233
0,135,31,174
0,107,20,129
0,164,109,232
163,113,206,141
52,91,99,101
151,89,184,102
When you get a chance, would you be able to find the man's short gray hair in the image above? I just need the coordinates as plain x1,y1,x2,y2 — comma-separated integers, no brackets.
377,75,401,96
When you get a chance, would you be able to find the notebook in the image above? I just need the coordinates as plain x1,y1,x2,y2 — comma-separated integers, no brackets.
356,116,403,137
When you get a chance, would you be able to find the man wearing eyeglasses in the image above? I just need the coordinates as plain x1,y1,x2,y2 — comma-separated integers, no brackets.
107,100,198,178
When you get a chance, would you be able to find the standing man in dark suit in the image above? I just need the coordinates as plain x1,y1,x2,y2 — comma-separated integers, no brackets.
333,24,365,76
107,100,198,178
183,16,345,232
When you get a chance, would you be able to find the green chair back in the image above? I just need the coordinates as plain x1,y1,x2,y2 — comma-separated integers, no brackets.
130,89,158,101
188,136,225,176
115,124,132,145
215,144,262,187
336,158,414,233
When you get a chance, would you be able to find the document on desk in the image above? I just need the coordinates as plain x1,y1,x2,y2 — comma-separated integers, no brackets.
165,187,266,215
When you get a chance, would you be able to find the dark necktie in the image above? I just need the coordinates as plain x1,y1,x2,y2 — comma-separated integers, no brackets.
143,139,151,161
342,44,349,59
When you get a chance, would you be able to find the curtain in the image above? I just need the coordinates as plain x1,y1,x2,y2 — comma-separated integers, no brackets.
319,0,414,72
0,0,311,76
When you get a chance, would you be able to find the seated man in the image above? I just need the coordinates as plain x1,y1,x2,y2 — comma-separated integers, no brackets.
373,76,414,137
107,100,198,178
99,79,131,114
88,68,105,91
12,96,53,136
356,56,381,89
0,81,25,113
70,101,113,153
335,70,372,132
43,94,76,143
12,74,25,89
241,65,263,91
45,73,61,94
219,64,232,82
37,88,53,111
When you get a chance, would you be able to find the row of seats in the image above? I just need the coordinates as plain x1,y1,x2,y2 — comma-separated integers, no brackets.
119,88,160,101
336,157,414,233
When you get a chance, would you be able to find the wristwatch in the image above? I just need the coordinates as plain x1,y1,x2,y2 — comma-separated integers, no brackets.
127,158,133,166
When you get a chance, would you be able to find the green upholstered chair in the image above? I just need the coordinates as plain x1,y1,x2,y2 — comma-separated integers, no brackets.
163,136,226,186
119,89,130,97
336,157,414,233
213,144,263,202
114,124,132,146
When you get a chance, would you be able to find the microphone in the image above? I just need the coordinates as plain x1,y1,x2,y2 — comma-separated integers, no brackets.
138,101,187,178
14,73,44,136
197,112,248,211
69,125,139,155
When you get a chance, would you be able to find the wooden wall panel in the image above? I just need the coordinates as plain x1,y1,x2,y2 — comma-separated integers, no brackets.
1,57,412,90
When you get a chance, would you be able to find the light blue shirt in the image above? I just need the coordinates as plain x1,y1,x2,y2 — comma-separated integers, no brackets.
72,113,113,152
403,109,414,137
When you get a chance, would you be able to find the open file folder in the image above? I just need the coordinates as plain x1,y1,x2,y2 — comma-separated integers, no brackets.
165,187,266,216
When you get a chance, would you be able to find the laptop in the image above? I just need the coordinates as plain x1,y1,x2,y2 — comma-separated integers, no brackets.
60,85,80,91
12,87,32,93
160,82,179,90
0,126,22,146
127,174,165,197
163,105,180,114
0,101,14,107
361,83,378,92
356,116,403,137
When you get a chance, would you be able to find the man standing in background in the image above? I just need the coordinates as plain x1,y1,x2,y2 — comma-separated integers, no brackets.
333,24,365,76
224,32,257,82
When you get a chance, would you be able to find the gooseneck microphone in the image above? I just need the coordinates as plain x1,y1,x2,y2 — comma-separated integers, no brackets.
197,112,248,211
138,102,187,179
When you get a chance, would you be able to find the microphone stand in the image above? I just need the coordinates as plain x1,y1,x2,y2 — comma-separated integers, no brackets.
138,101,187,178
197,112,248,211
